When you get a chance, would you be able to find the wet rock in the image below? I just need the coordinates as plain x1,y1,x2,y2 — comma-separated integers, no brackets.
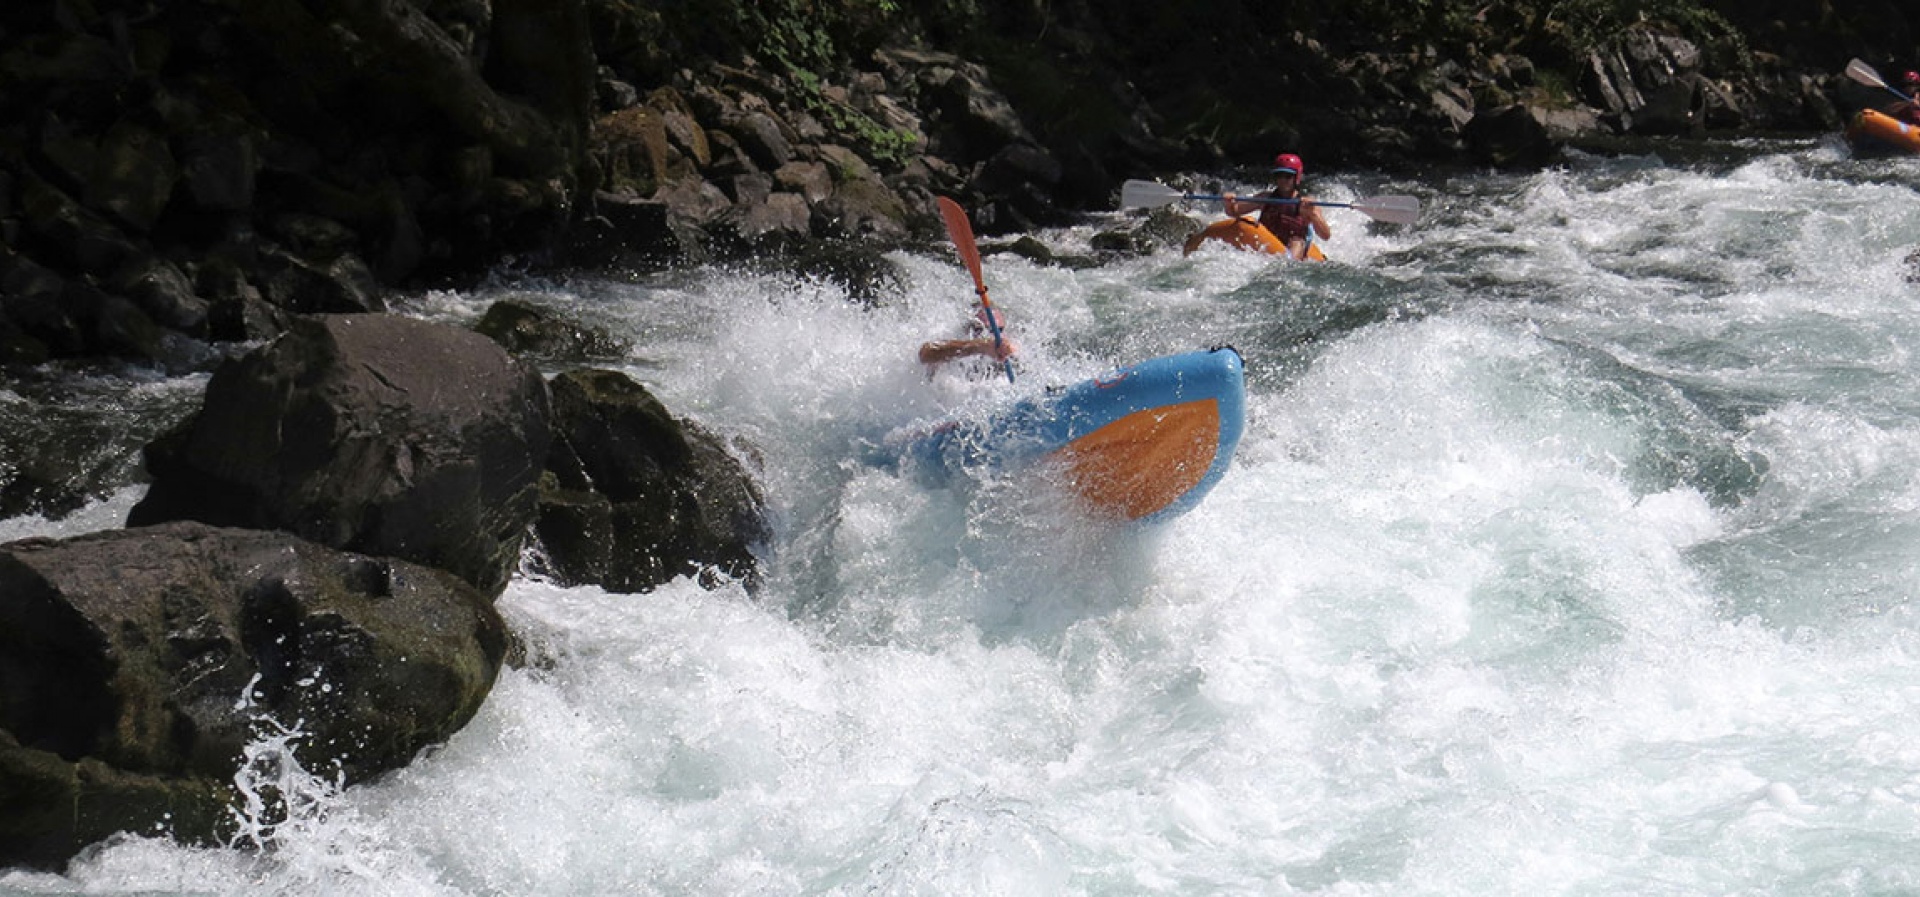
652,89,712,168
652,171,736,225
533,369,769,594
560,191,708,272
0,521,506,869
0,250,77,358
0,729,235,872
986,235,1054,266
883,48,1035,159
1622,30,1699,91
592,106,674,196
109,256,210,339
1089,229,1154,259
1463,104,1564,168
85,121,180,235
975,143,1069,230
774,160,834,204
1428,88,1476,133
65,281,166,362
129,314,552,598
18,175,136,278
252,244,383,315
808,146,912,241
197,256,293,343
1581,49,1646,131
597,66,641,111
474,297,628,362
775,240,909,307
715,190,812,246
179,132,260,213
721,110,797,171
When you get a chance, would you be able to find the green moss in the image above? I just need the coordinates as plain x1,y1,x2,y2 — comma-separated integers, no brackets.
690,0,920,166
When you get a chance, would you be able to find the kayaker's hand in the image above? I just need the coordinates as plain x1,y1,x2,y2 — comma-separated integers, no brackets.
1222,192,1237,214
987,338,1017,360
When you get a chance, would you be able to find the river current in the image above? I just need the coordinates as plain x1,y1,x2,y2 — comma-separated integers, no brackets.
7,137,1920,895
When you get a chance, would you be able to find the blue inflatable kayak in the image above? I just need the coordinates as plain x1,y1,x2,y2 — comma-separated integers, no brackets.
885,347,1246,522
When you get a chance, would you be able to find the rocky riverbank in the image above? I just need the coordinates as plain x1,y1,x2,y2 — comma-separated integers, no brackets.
1,1,1910,371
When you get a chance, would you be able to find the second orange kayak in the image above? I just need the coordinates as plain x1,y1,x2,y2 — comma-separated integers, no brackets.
1182,217,1326,260
1845,108,1920,156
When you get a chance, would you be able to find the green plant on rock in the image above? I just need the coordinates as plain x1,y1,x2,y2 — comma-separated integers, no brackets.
727,0,919,167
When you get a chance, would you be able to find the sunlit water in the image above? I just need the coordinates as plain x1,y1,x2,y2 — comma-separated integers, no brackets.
9,137,1920,895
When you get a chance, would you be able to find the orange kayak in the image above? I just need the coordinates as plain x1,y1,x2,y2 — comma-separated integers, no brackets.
1182,217,1326,260
1845,108,1920,156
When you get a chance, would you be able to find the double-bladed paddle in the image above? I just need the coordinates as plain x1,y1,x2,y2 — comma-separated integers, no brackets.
935,196,1015,384
1846,58,1915,103
1120,179,1422,225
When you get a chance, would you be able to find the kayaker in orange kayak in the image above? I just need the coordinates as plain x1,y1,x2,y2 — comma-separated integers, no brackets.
1221,153,1331,260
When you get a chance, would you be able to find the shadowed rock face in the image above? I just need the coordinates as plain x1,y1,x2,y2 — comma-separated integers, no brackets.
533,368,771,594
128,314,552,598
0,0,599,368
0,520,507,869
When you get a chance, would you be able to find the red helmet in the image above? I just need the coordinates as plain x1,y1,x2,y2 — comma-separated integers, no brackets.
1906,70,1920,85
1271,153,1304,177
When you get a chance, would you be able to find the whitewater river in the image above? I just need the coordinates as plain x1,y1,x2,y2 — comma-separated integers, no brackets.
8,137,1920,895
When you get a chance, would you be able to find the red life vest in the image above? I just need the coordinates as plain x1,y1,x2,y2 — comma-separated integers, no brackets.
1255,194,1312,243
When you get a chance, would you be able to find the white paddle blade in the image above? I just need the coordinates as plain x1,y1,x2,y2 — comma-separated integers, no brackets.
1352,195,1421,225
1120,179,1186,209
1847,58,1887,89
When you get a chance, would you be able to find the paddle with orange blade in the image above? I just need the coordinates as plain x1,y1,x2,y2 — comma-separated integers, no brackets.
935,196,1015,384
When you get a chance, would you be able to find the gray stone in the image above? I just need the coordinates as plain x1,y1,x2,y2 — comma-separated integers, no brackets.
128,314,552,598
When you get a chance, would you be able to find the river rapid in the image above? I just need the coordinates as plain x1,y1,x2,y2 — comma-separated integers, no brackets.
7,136,1920,895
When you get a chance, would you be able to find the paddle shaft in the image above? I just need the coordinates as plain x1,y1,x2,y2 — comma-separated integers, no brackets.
1120,179,1419,225
1190,192,1352,211
935,197,1015,384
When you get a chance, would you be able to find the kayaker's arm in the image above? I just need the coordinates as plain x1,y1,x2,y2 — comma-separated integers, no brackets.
1301,197,1332,241
920,337,1016,367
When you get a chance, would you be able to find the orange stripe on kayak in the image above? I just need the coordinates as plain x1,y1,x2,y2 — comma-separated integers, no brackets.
1044,399,1220,520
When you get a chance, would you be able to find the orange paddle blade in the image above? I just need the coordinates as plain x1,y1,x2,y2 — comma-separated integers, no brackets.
936,196,987,292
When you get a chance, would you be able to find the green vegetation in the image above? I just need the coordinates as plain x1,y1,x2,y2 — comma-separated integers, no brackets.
1530,0,1750,70
722,0,922,165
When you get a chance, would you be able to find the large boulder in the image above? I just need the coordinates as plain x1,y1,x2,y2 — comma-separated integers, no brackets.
473,297,629,364
0,521,507,869
533,369,770,593
1463,104,1564,168
128,314,552,598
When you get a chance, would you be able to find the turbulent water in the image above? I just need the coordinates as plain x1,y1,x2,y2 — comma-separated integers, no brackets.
9,136,1920,895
